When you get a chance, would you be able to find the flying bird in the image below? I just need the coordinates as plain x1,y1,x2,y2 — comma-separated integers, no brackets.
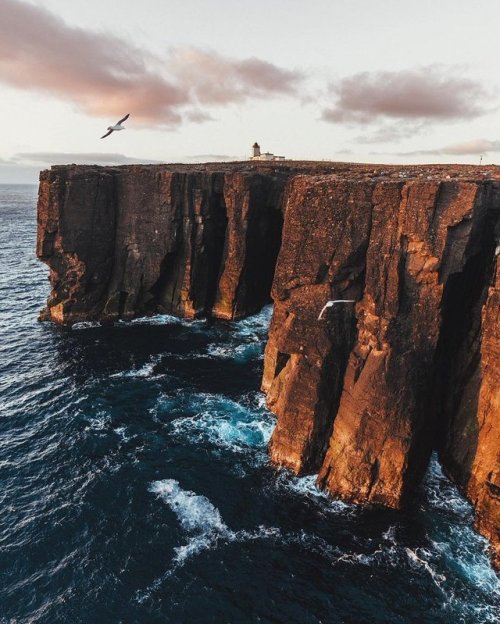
100,114,130,139
318,300,356,320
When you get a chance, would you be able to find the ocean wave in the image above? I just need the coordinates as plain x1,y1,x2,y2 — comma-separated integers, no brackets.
109,354,164,379
113,426,132,442
431,528,500,596
269,471,357,516
405,547,447,590
127,314,206,328
83,409,112,432
206,341,263,362
423,456,473,517
155,341,263,363
138,479,339,602
229,305,273,340
169,392,274,455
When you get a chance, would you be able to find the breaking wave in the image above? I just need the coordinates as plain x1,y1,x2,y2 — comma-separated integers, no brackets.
169,391,274,455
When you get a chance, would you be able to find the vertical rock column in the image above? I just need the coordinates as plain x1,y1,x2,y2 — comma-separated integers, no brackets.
212,172,286,320
318,180,491,507
470,254,500,567
37,167,117,324
142,171,228,319
435,178,499,566
263,176,373,473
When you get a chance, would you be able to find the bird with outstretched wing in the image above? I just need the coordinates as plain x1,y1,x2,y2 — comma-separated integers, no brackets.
100,114,130,139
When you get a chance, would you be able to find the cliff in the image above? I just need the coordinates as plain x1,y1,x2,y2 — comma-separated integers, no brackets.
37,161,500,567
37,163,295,323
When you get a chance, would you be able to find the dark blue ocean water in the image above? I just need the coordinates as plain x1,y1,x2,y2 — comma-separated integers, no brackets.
0,184,499,624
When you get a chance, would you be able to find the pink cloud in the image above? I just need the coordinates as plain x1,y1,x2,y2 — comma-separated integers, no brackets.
0,0,302,126
322,67,490,124
170,48,302,106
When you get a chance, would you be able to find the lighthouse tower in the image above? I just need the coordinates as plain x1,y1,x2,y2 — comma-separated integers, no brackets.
252,142,261,158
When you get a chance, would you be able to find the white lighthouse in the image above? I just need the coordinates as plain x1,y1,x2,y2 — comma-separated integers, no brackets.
249,142,285,161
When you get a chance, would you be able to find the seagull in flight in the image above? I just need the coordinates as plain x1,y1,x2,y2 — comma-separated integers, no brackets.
318,300,356,320
100,113,130,139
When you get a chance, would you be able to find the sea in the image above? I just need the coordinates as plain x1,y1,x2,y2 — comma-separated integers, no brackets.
1,184,499,624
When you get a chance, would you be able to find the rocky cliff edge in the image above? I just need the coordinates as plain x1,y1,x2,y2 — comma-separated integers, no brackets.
37,161,500,567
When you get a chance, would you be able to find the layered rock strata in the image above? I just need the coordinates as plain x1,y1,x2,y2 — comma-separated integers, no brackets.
37,161,500,566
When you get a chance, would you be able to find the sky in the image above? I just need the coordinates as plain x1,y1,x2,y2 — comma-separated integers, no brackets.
1,0,500,182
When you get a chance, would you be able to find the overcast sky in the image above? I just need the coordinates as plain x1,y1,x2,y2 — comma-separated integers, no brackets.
1,0,500,182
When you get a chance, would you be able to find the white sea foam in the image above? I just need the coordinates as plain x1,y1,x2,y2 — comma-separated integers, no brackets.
71,321,101,330
127,314,206,328
231,305,273,339
270,471,356,516
422,455,500,599
149,479,234,565
155,341,263,363
110,354,163,379
206,341,263,362
169,392,274,454
113,426,131,442
423,456,472,517
84,409,111,432
405,547,447,590
431,530,500,596
138,478,339,602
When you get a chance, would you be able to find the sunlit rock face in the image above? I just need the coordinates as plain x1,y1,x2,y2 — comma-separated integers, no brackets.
37,161,500,567
262,166,499,567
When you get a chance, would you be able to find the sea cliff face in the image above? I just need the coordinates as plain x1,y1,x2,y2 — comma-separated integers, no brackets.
37,162,500,567
37,164,288,323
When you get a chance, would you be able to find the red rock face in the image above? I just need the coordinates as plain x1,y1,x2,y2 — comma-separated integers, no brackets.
472,256,500,568
262,176,371,473
37,165,287,324
317,180,491,507
437,244,500,568
263,169,499,565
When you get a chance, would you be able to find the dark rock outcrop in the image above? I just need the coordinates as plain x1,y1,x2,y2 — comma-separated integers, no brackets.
37,161,500,567
37,164,289,323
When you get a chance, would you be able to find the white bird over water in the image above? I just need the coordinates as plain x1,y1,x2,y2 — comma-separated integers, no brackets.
318,299,356,320
100,113,130,139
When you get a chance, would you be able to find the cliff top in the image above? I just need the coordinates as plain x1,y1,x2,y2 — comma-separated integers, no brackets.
43,161,500,182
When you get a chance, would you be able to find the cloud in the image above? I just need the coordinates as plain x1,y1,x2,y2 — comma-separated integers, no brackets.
396,139,500,157
170,48,301,105
0,0,302,127
11,152,162,166
354,123,427,144
184,110,215,124
322,67,490,125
